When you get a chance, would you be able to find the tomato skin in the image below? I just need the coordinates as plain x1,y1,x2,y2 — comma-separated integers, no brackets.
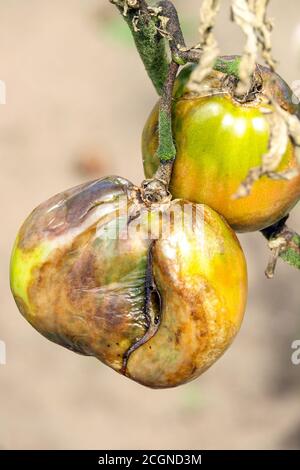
10,177,247,388
142,64,300,232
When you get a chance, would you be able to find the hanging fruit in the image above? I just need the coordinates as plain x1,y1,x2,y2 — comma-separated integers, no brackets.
142,62,300,233
10,176,247,388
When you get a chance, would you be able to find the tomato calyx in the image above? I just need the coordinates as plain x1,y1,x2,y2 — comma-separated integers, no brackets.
140,160,173,206
222,70,264,104
175,58,299,119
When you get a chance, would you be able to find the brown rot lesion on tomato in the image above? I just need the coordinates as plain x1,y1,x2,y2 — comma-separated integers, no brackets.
10,176,247,389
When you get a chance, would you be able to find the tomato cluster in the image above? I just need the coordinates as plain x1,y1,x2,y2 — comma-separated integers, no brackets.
10,59,299,388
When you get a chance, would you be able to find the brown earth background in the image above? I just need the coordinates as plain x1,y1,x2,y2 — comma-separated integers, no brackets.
1,0,300,450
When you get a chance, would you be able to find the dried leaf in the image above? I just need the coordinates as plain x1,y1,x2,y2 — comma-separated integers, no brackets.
231,0,258,96
231,0,276,96
261,108,289,172
157,15,172,39
188,0,221,93
271,101,300,166
253,0,275,69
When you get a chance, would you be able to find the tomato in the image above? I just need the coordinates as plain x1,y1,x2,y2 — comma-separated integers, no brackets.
10,176,247,388
142,63,300,232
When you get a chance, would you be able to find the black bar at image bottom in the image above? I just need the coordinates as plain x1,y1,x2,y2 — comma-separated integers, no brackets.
0,450,298,466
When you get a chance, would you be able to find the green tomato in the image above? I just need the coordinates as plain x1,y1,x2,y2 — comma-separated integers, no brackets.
142,62,300,232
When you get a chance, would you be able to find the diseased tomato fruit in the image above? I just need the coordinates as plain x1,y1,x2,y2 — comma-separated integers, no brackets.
142,60,300,232
10,176,247,388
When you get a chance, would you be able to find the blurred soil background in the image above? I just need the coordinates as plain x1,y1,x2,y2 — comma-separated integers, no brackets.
1,0,300,450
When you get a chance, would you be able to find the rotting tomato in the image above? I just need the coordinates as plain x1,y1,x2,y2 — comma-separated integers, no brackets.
10,176,247,388
142,59,300,232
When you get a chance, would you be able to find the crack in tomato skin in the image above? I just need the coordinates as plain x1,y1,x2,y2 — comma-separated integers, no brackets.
121,240,162,375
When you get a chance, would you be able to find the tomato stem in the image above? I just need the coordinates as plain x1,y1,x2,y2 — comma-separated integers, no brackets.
111,2,245,93
214,56,242,80
156,61,178,164
141,61,178,200
262,217,300,276
111,0,169,95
